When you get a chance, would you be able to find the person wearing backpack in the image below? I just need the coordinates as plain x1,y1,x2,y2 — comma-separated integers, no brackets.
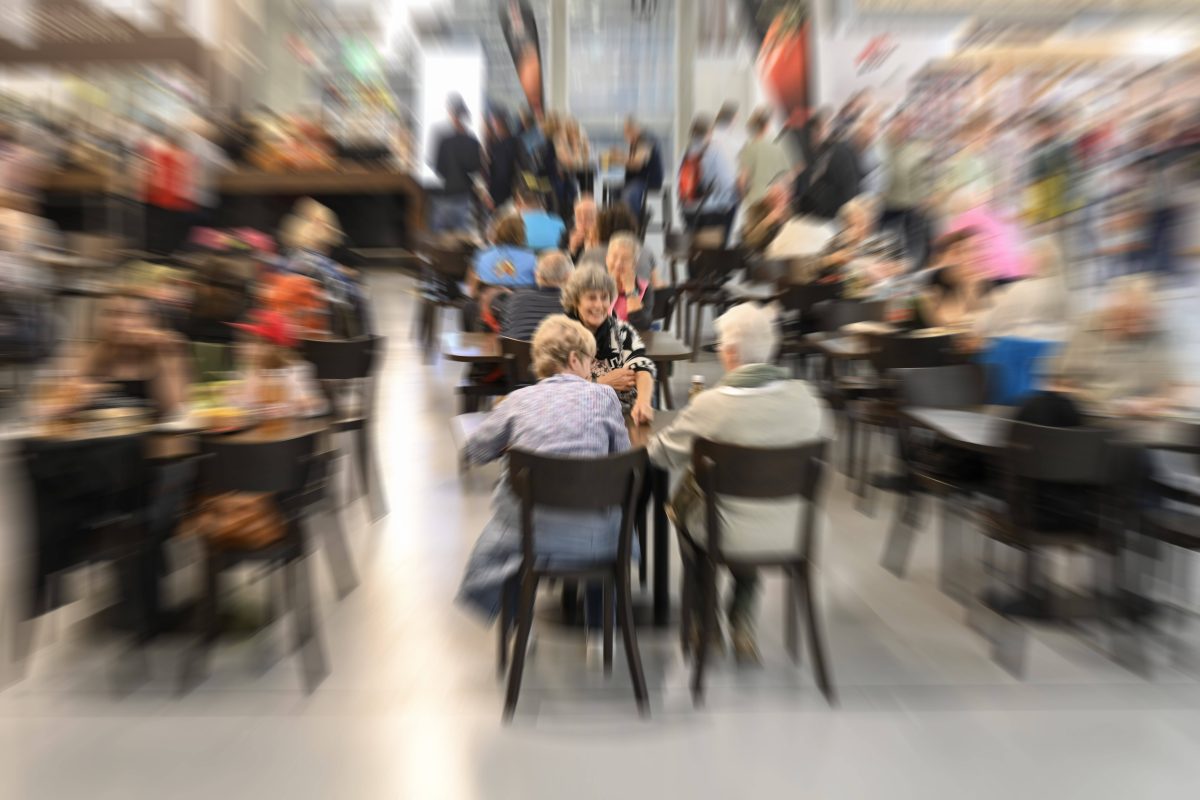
678,116,739,246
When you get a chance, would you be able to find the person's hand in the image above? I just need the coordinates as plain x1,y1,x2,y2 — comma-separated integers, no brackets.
598,368,637,392
626,291,643,314
631,398,654,425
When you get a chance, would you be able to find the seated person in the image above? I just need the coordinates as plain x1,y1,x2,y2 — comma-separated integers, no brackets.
741,181,792,253
943,189,1029,286
606,232,655,331
1051,273,1178,416
562,265,655,423
647,303,829,662
501,250,574,340
915,229,989,330
810,196,902,296
229,309,326,417
456,314,631,621
565,195,599,261
467,214,538,332
52,289,189,418
514,185,567,251
580,204,661,286
974,237,1070,341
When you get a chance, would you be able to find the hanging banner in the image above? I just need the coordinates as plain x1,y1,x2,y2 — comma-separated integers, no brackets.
740,1,810,124
498,0,544,117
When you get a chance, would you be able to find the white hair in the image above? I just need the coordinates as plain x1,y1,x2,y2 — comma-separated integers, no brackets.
535,250,574,287
608,231,641,260
715,303,779,365
532,314,596,379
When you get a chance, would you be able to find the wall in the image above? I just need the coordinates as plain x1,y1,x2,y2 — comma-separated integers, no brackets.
815,23,958,108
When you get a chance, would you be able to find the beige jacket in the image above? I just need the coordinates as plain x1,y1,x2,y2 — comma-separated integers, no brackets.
647,376,831,556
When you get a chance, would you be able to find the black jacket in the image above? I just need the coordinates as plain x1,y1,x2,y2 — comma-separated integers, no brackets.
794,140,861,220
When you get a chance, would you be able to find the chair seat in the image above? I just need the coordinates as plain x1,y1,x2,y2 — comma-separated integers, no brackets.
975,507,1113,551
1143,506,1200,549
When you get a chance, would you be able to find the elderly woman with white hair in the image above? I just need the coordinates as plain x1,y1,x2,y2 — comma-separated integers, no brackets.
1052,273,1178,416
562,264,656,423
457,314,632,621
605,232,655,331
648,303,830,662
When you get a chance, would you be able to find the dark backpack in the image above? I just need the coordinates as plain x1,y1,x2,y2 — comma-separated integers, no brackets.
678,147,708,206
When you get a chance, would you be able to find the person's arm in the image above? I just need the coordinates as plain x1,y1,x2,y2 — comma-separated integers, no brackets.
625,281,654,331
646,396,706,471
463,397,515,465
152,336,190,416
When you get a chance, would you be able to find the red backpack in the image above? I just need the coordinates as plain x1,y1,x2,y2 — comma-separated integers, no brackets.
678,146,708,206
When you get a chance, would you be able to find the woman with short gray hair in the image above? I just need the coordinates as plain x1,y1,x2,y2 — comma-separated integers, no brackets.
562,265,656,423
457,313,630,621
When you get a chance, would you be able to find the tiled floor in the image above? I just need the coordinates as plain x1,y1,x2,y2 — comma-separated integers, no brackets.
3,269,1200,798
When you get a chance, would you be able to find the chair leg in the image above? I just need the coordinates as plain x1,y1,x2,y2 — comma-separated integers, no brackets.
503,573,540,723
355,425,388,521
691,559,717,706
679,560,693,656
881,489,924,577
937,499,967,603
602,579,614,675
800,568,836,705
845,415,858,486
854,424,873,501
314,506,359,599
617,565,650,716
286,555,328,694
690,302,703,361
785,569,800,664
637,487,649,588
498,581,512,677
179,546,220,694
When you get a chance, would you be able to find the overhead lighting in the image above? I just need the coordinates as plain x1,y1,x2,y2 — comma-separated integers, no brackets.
1129,32,1190,60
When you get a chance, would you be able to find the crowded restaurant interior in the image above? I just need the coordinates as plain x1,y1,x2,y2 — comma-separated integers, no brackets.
7,0,1200,796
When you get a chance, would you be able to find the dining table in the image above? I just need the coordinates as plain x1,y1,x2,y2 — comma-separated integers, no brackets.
441,331,693,409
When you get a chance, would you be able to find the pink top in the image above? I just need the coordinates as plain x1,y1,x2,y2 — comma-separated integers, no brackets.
945,205,1030,282
610,278,649,322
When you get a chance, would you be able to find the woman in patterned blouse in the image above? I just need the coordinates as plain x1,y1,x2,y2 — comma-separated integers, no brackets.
457,314,631,620
561,265,656,423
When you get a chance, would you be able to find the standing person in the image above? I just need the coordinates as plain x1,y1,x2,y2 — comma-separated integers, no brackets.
793,109,861,221
1025,111,1078,232
557,117,593,195
429,94,483,232
880,112,931,270
678,116,739,245
851,107,888,207
513,186,566,251
1137,113,1185,280
620,117,664,220
709,102,746,181
184,116,233,230
142,130,196,255
738,107,793,207
485,108,519,213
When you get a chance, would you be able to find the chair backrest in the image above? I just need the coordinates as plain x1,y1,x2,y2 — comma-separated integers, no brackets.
427,245,473,282
499,336,534,388
869,332,957,374
778,281,841,315
687,247,744,287
818,299,887,332
300,335,384,381
197,432,319,495
895,365,987,409
508,448,647,564
651,287,678,331
692,438,827,562
1004,422,1115,485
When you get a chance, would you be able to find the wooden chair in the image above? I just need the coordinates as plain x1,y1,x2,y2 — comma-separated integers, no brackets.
681,246,745,360
680,439,835,705
300,335,388,522
414,244,472,361
499,336,535,389
973,422,1135,676
178,432,329,694
880,365,989,586
500,448,649,722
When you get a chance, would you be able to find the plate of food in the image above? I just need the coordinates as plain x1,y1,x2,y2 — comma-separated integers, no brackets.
193,406,257,435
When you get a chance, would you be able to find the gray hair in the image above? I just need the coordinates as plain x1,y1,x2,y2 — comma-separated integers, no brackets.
608,232,641,261
715,303,779,365
561,264,617,312
532,315,597,379
536,250,574,288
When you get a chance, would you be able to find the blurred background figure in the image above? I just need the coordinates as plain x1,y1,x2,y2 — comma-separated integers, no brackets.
429,94,483,233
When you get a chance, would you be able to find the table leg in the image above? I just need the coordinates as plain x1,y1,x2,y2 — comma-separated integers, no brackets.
657,361,675,410
652,466,670,627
